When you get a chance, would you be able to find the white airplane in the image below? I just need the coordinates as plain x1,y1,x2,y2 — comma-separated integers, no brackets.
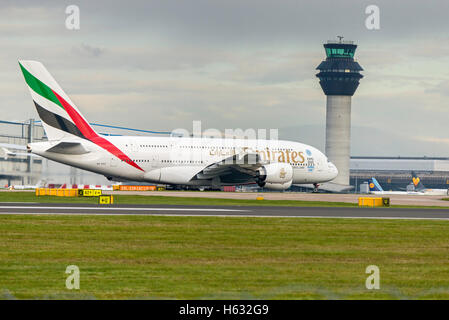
11,179,46,190
0,146,17,159
368,178,417,195
410,172,449,196
0,143,37,159
17,60,338,190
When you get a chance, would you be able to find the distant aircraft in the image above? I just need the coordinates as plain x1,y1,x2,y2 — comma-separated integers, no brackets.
410,172,449,196
0,146,16,159
12,179,46,190
368,177,415,195
0,144,38,159
368,176,449,196
15,60,339,191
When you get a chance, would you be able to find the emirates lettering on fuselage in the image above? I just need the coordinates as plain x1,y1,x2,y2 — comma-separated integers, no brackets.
208,147,306,164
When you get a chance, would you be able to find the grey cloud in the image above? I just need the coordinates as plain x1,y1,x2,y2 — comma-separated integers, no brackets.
425,80,449,97
281,124,449,157
5,0,449,45
0,0,448,156
77,0,449,45
72,44,105,58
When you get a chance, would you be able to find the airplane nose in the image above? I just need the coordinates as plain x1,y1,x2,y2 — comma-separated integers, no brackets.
329,162,338,179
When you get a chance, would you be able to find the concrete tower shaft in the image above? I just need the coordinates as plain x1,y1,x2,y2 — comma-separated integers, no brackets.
316,40,363,186
325,96,351,185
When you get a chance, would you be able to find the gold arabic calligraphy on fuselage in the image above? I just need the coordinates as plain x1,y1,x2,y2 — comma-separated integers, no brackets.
208,147,307,164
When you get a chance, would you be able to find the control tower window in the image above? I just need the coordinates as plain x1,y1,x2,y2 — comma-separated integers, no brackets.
325,47,355,58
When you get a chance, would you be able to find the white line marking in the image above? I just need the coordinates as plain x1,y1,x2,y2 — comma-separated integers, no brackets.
0,206,247,212
0,212,448,221
264,215,449,221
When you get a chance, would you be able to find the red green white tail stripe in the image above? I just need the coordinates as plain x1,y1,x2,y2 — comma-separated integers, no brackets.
19,60,143,172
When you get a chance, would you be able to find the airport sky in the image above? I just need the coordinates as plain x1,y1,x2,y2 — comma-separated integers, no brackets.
0,0,448,156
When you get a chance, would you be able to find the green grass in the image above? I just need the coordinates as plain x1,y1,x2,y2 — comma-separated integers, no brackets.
0,191,358,207
1,215,449,299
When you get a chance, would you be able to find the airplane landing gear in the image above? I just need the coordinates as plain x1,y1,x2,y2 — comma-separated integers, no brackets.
313,183,320,193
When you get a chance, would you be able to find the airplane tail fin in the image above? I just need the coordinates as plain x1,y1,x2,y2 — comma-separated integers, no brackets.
33,179,46,188
18,60,98,141
368,177,384,192
411,171,426,191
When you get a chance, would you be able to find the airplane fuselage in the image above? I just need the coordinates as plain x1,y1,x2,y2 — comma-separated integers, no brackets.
29,136,338,187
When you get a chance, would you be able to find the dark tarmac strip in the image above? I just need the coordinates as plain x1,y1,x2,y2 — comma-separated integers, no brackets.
0,203,449,220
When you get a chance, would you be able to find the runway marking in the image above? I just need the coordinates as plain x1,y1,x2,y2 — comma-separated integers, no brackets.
0,212,448,221
0,205,248,212
260,215,449,221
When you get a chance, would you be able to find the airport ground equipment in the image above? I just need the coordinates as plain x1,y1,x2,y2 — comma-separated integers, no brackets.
36,188,78,197
316,38,363,185
358,197,390,207
36,188,110,202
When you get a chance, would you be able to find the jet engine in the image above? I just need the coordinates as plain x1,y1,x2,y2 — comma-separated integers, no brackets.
257,162,293,190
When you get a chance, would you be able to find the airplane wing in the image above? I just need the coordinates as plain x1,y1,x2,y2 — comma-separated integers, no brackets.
192,152,265,183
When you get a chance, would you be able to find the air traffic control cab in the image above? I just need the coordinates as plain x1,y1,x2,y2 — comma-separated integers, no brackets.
316,39,363,186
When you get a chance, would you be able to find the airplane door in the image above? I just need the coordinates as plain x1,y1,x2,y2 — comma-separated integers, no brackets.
151,154,160,169
128,141,138,152
110,156,117,167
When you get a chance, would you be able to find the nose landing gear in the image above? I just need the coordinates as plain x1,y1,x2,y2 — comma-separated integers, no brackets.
313,183,320,193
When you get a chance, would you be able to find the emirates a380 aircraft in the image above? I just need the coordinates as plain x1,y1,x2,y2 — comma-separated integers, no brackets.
18,60,338,190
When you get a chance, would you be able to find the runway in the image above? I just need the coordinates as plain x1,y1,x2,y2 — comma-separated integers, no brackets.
106,190,449,207
1,203,449,220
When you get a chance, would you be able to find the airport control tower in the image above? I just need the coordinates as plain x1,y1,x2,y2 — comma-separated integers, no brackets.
316,37,363,186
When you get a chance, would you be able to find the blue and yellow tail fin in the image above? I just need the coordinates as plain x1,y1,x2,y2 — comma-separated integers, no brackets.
368,178,383,192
